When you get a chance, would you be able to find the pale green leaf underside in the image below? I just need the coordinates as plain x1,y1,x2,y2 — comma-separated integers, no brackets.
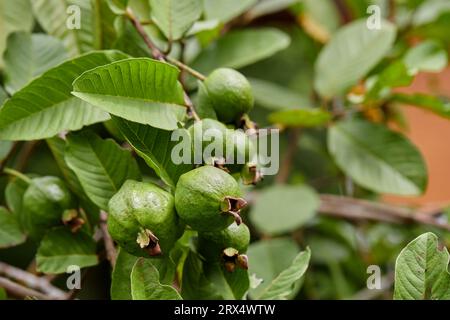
192,28,291,73
4,32,68,94
131,258,182,300
315,19,397,98
113,117,192,188
0,0,34,68
404,40,448,73
394,232,450,300
249,78,311,110
31,0,95,56
36,227,98,274
328,119,427,195
0,207,26,249
0,50,128,140
250,185,319,235
150,0,202,41
247,238,300,299
65,131,141,211
203,0,258,23
258,248,311,300
111,247,138,300
72,58,187,130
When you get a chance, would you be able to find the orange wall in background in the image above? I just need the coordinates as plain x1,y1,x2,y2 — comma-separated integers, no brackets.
384,68,450,211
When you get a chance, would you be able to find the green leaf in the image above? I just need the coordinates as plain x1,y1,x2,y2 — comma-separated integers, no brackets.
246,0,299,20
258,248,311,300
4,32,68,94
366,61,413,100
394,232,450,300
404,40,448,73
203,0,257,23
47,137,84,197
65,131,141,211
31,0,94,56
36,227,98,274
249,78,311,110
328,119,427,195
72,58,187,131
131,258,182,300
247,238,300,299
192,28,291,73
268,108,332,128
0,50,128,141
0,207,26,249
0,0,34,68
315,19,397,98
113,117,193,188
181,251,224,299
250,185,319,235
111,247,138,300
391,93,450,119
204,262,250,300
107,0,129,14
150,0,202,41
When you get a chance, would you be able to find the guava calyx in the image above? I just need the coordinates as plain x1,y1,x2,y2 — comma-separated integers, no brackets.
136,229,162,256
220,196,247,225
62,209,85,233
241,163,263,185
222,247,249,272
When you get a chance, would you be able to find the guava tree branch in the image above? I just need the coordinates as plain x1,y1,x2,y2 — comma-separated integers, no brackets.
125,8,202,121
99,211,117,268
319,195,450,231
0,262,68,300
0,276,50,300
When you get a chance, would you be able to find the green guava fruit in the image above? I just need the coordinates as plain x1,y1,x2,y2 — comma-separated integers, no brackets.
108,180,183,257
200,68,254,123
22,176,75,239
174,166,247,232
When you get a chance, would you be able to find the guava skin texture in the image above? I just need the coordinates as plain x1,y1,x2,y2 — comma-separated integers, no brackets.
198,222,250,260
23,176,75,238
108,180,183,257
175,166,246,232
189,119,255,172
202,68,254,123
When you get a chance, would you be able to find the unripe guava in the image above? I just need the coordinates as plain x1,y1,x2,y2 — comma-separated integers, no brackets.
174,166,247,232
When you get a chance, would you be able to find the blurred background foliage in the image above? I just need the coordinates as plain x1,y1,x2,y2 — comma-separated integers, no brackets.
1,0,450,300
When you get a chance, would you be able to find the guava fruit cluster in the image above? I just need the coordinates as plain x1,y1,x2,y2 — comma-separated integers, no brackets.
107,68,257,270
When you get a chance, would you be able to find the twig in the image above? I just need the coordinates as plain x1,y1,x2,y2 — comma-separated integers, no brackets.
99,211,117,268
126,8,164,61
125,8,205,81
166,56,206,81
0,276,49,300
319,195,450,231
0,262,67,299
16,141,40,171
3,167,32,184
125,8,203,121
275,128,301,184
388,0,396,23
333,0,352,24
